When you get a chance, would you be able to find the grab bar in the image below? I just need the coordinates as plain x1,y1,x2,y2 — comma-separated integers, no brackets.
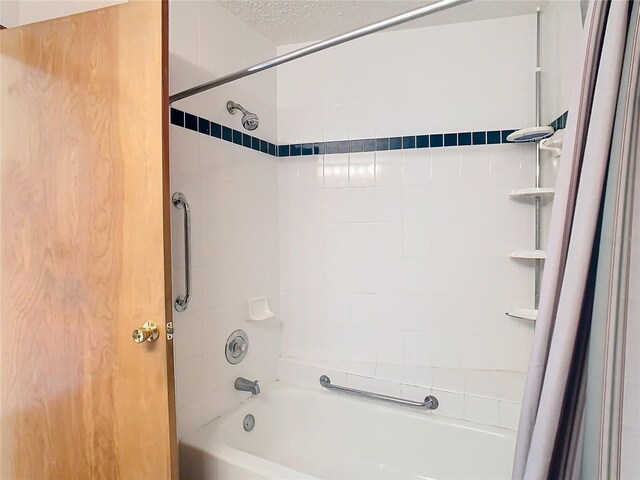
319,375,439,410
172,192,191,312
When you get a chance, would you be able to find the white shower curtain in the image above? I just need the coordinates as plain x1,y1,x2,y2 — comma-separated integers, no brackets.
512,1,639,478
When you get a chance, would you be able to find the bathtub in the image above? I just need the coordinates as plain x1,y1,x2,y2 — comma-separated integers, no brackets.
180,381,516,480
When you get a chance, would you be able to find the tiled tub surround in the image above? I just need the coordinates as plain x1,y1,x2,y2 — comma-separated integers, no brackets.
170,114,538,434
273,14,554,421
170,124,281,440
169,0,281,440
277,145,538,411
168,113,563,433
167,4,571,441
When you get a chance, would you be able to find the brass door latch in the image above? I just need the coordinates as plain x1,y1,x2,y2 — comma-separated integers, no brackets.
132,321,159,343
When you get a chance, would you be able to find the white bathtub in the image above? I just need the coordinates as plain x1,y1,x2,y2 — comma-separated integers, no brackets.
180,382,516,480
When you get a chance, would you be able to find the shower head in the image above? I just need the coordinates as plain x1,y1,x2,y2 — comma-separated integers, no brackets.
506,126,554,143
226,101,259,131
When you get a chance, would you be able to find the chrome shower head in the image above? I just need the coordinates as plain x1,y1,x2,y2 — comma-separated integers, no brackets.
226,101,259,131
241,111,259,131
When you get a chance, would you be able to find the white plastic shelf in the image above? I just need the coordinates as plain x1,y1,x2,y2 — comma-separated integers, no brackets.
510,250,546,259
506,308,537,321
509,188,555,198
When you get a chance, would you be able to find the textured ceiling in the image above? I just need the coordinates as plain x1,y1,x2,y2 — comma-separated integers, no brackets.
216,0,548,46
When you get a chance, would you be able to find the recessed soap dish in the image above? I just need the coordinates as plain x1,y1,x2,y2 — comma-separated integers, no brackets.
247,296,274,321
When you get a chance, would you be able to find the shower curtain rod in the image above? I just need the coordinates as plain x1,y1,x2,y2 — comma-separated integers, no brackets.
169,0,472,104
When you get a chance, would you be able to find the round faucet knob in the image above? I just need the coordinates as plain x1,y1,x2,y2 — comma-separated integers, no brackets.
230,337,246,356
225,330,249,365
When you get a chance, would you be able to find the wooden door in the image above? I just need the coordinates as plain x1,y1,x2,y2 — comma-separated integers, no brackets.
0,1,177,478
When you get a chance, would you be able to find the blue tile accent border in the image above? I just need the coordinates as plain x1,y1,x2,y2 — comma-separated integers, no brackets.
501,129,515,143
458,132,471,146
472,131,486,145
403,136,415,149
550,110,569,131
222,126,232,142
487,130,501,145
185,112,197,131
171,108,185,127
444,133,457,147
430,134,443,148
363,139,376,152
170,107,532,158
278,144,290,157
211,122,221,138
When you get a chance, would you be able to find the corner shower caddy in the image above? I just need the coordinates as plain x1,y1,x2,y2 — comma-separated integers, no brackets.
505,8,555,323
506,140,563,322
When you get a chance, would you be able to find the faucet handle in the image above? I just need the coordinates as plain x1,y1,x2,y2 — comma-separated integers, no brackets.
230,337,247,356
226,330,249,365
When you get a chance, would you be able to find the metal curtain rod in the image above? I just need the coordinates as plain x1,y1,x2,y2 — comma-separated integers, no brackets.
169,0,472,104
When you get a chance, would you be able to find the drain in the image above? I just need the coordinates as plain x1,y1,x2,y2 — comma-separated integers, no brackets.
243,414,255,432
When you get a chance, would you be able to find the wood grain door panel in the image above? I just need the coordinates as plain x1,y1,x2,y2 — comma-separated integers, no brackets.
0,2,176,478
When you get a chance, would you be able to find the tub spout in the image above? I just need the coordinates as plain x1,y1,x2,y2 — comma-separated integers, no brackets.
235,377,260,395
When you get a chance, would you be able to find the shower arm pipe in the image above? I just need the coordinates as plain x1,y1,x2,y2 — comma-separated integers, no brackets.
228,101,249,115
169,0,472,104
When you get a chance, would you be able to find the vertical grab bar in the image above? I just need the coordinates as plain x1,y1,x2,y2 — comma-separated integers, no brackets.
172,192,191,312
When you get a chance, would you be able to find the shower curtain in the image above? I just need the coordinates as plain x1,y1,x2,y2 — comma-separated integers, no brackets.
512,1,640,479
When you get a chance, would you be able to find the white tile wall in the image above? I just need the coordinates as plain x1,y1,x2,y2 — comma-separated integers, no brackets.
540,0,584,125
277,14,542,410
277,15,536,142
279,145,537,373
171,124,281,440
169,1,280,439
170,0,278,143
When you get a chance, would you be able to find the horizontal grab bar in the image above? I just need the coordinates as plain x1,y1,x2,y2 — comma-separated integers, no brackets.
319,375,439,410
